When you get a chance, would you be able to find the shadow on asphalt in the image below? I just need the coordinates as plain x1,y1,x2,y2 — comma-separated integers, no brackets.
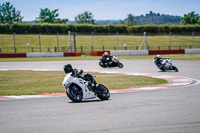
68,99,111,103
158,70,177,73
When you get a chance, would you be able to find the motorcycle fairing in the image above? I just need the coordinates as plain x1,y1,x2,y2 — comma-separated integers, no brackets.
62,74,96,99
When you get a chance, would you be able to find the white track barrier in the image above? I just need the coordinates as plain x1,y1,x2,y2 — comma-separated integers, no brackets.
27,52,64,57
110,50,148,56
185,49,200,54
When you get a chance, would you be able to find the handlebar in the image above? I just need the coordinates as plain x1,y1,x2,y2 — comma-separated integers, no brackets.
72,68,97,85
78,69,83,75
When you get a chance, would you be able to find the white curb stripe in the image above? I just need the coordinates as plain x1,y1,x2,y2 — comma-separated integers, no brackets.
5,95,50,99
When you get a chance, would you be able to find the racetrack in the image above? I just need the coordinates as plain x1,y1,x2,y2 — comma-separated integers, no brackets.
0,59,200,133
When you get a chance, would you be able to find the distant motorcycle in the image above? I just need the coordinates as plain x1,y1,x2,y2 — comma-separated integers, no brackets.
99,56,123,68
153,57,178,72
62,65,110,102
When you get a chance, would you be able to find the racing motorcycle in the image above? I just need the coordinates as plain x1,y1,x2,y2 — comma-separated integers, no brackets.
62,66,110,102
153,57,178,72
99,56,123,68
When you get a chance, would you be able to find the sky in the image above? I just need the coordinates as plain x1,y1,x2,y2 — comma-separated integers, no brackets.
1,0,200,21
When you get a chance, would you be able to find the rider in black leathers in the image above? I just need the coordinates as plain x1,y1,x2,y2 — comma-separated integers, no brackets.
101,52,112,67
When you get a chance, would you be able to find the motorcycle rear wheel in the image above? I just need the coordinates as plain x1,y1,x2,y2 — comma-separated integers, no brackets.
97,84,110,100
160,67,165,72
66,84,83,102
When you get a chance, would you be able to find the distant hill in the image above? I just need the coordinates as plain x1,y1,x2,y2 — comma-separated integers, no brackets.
96,20,121,25
67,20,121,25
136,11,182,25
24,11,182,25
24,21,35,24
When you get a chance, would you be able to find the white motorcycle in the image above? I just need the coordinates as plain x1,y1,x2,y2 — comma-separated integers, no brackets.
62,67,110,102
154,57,178,72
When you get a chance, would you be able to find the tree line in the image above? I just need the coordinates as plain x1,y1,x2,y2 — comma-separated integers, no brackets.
0,2,200,25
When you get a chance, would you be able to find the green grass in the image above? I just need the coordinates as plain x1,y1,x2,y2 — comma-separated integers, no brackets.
0,54,200,62
0,34,200,54
0,71,167,96
119,54,200,61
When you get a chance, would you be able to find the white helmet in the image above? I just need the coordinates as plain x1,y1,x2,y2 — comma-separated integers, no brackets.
157,54,161,58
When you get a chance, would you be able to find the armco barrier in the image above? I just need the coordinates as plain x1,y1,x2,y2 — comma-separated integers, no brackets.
27,52,63,57
90,51,98,56
64,52,81,56
90,51,110,56
110,50,130,56
185,49,200,54
0,52,81,58
1,49,200,58
0,53,26,58
91,49,190,56
149,50,185,55
130,50,148,55
110,50,148,56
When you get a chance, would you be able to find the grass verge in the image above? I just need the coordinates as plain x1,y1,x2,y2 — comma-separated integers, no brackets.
1,34,200,53
0,71,167,96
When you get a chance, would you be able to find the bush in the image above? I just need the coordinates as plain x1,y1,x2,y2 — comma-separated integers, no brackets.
0,23,12,33
0,23,200,34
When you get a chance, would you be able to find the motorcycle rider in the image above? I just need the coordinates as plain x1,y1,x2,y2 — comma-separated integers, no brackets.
101,52,112,67
155,54,163,66
64,64,73,74
64,64,81,76
63,64,98,91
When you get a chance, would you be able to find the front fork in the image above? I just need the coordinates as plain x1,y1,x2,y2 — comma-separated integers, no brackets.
87,78,98,91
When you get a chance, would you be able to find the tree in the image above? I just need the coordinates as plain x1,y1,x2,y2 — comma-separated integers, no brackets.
198,18,200,24
0,2,23,23
121,14,137,26
182,11,200,25
75,11,95,24
35,8,68,23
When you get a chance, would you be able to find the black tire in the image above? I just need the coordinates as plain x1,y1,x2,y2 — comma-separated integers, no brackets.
97,84,110,100
99,62,103,67
160,67,165,72
173,66,178,72
66,84,83,102
99,62,106,68
118,63,123,68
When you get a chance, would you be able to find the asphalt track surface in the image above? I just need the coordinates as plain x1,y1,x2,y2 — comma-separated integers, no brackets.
0,59,200,133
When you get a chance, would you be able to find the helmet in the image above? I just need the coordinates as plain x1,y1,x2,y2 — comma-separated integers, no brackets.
64,64,73,73
157,54,161,58
104,52,108,56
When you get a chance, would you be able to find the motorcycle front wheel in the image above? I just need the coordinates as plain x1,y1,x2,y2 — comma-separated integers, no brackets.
96,84,110,100
173,66,178,72
66,84,83,102
99,62,106,68
118,63,123,68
